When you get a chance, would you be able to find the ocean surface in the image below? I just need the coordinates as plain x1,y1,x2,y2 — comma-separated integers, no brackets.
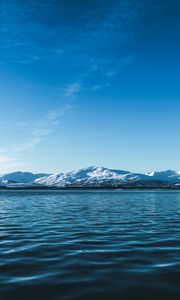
0,190,180,300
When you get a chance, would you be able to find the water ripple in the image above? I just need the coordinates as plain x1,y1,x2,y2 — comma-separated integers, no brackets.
0,190,180,299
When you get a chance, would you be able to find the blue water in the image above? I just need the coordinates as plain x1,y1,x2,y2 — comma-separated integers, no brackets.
0,190,180,300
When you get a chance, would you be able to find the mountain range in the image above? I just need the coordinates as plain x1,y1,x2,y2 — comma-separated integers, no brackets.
1,167,180,189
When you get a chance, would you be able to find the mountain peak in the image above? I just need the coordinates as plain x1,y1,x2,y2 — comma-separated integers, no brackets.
1,167,180,188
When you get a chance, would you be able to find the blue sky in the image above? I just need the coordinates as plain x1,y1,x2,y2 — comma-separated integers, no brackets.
0,0,180,173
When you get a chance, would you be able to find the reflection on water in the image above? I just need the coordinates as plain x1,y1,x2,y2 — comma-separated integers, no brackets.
0,190,180,300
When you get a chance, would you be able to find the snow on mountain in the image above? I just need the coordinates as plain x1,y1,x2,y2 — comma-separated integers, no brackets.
35,166,130,187
1,167,180,188
35,166,139,187
35,167,180,187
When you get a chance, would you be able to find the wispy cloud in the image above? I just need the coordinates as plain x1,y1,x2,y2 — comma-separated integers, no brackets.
64,83,81,98
0,154,31,174
105,55,135,77
0,0,152,173
0,0,144,65
91,85,104,92
0,103,74,172
13,103,74,153
0,155,15,164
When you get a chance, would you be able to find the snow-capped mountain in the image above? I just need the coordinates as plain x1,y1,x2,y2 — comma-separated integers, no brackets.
146,170,180,182
35,166,151,187
1,167,180,188
0,171,49,186
35,167,180,188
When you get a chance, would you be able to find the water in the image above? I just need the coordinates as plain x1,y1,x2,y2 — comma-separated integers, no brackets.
0,190,180,300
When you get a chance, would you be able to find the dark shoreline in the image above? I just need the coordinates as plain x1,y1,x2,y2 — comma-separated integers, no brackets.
0,186,180,190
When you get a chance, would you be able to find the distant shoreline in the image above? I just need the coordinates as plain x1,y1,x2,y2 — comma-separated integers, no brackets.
1,186,180,190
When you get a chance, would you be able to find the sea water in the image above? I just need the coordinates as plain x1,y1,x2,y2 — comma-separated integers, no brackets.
0,190,180,300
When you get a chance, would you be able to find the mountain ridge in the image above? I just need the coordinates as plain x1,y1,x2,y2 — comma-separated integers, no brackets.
1,167,180,188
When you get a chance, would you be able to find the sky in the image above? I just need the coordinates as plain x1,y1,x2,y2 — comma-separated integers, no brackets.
0,0,180,174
